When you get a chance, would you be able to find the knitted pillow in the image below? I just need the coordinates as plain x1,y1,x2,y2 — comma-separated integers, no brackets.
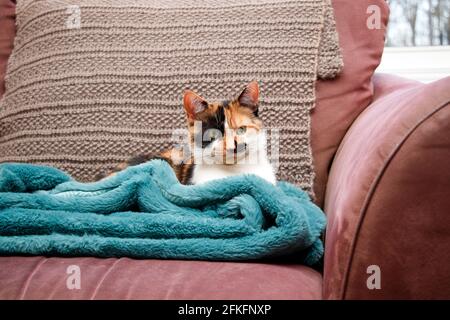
0,0,342,196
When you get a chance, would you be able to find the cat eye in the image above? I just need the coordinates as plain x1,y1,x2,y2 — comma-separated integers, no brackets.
208,130,220,140
236,127,247,135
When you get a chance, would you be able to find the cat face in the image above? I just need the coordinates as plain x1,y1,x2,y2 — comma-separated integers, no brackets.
183,81,264,165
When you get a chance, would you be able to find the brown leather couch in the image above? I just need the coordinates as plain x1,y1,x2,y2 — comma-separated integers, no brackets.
0,0,449,299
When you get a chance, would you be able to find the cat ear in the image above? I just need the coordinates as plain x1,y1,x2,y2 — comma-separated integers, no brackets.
183,90,208,119
238,81,259,112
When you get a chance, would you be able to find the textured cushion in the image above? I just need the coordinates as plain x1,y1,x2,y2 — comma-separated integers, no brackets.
0,0,343,197
0,256,323,299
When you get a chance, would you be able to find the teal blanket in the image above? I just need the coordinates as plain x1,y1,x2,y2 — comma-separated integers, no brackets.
0,160,326,265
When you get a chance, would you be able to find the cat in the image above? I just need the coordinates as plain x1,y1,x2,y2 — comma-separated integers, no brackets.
97,81,276,185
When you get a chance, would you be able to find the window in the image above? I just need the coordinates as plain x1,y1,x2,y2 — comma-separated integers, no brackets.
376,0,450,82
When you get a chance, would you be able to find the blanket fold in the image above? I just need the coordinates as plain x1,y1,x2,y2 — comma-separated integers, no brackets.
0,161,326,265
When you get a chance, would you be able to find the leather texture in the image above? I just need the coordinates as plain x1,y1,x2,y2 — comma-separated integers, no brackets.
323,74,450,299
0,256,323,299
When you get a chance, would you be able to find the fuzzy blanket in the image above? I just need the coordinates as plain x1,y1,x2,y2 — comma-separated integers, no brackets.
0,160,326,265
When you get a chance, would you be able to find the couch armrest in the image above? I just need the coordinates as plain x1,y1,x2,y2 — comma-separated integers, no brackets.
323,74,450,299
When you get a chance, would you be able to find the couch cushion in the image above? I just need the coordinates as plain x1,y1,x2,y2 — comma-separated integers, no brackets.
311,0,389,206
0,0,15,98
0,256,322,299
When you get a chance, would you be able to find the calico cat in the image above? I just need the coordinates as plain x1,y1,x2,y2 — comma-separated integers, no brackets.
97,81,276,184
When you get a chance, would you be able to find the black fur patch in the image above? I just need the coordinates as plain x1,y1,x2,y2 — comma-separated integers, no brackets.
197,106,225,148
